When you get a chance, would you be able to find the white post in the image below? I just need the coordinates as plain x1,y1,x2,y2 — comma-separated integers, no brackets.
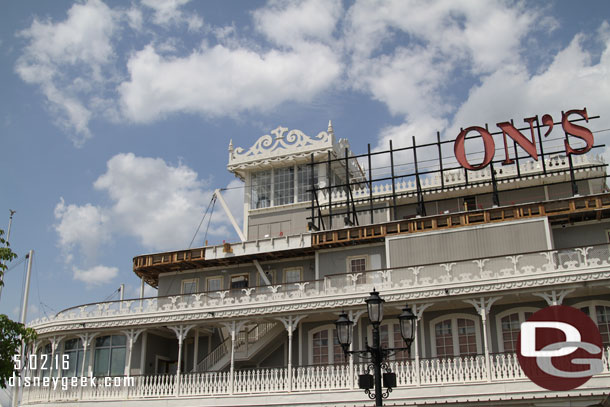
168,325,194,397
287,329,293,391
11,250,33,407
277,316,306,392
412,303,432,387
140,332,147,375
464,297,500,382
193,329,199,372
230,322,236,395
122,329,144,377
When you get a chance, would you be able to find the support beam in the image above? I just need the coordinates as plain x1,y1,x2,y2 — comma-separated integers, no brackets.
220,321,248,395
215,189,246,242
168,325,195,396
347,309,367,389
122,329,145,376
253,260,271,286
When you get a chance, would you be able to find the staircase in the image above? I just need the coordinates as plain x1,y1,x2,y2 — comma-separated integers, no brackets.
195,322,283,372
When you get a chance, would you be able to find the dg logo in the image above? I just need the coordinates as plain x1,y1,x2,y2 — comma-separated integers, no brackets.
517,305,604,391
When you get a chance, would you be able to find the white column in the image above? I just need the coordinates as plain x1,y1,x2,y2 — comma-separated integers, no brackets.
122,329,144,377
168,325,195,396
193,329,199,372
140,332,147,374
412,303,432,386
46,336,65,401
464,297,501,382
276,316,306,392
346,310,367,389
219,321,247,395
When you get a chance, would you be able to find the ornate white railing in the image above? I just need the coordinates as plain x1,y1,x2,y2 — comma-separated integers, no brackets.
21,347,610,403
30,243,610,331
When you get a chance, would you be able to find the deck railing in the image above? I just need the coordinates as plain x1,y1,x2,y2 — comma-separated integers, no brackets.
20,347,610,403
30,243,610,329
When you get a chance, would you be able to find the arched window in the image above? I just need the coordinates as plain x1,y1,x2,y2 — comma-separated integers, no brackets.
94,335,126,376
573,301,610,347
429,314,482,357
309,325,346,365
495,308,539,353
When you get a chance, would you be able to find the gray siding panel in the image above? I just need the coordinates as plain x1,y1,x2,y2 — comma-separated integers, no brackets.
388,219,550,267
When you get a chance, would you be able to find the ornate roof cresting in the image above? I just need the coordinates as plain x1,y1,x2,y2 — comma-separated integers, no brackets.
228,125,334,170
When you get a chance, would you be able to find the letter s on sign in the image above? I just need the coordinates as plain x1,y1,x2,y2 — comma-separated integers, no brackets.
454,126,495,170
562,108,594,155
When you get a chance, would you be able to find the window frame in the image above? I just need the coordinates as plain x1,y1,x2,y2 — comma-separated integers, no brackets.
93,334,126,377
251,170,272,209
181,278,199,295
283,267,303,284
308,325,346,365
346,255,368,273
495,307,539,353
572,300,610,346
229,273,250,289
429,314,482,358
366,321,411,360
206,276,223,292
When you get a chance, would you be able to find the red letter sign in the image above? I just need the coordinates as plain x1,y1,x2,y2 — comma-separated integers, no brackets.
496,117,539,165
562,108,594,155
454,126,495,170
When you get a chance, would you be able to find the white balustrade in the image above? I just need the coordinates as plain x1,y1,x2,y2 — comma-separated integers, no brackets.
20,347,610,403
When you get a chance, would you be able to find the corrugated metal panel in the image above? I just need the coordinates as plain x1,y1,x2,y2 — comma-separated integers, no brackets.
387,218,550,267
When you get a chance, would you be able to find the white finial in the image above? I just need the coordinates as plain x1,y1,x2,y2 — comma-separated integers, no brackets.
228,139,234,152
327,120,334,135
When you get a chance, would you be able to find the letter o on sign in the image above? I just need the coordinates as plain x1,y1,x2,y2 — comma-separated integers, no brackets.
454,126,495,170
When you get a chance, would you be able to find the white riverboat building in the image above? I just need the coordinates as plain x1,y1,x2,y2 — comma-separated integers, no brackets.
21,115,610,406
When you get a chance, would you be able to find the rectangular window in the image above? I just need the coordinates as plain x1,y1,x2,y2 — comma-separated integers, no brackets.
435,320,453,357
251,170,271,209
297,165,318,202
348,257,367,273
230,274,249,289
274,167,294,205
181,278,198,294
283,267,302,284
206,276,223,292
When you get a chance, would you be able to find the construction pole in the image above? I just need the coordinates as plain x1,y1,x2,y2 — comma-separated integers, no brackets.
0,209,16,302
12,250,33,407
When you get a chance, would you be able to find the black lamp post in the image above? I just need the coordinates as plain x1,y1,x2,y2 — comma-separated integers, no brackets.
335,290,416,406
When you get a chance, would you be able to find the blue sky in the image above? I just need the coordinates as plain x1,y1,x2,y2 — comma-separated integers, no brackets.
0,0,609,325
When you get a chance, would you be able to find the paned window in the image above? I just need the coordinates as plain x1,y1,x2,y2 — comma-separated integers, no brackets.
181,278,198,295
496,309,537,353
251,171,271,209
63,338,88,377
284,267,302,284
577,302,610,347
206,276,222,292
94,335,126,376
435,320,454,357
368,323,410,361
230,275,248,289
332,329,346,364
431,315,481,357
274,167,294,205
297,165,318,202
312,329,329,365
349,257,367,273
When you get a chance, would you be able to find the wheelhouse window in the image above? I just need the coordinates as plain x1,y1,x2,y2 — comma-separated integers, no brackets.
251,170,271,209
348,257,367,273
274,167,294,205
94,335,126,376
297,164,318,202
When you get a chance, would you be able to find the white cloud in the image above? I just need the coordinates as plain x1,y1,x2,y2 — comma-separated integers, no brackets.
253,0,342,48
54,153,245,282
73,265,119,287
141,0,203,31
93,153,213,250
448,31,610,142
54,198,110,264
15,0,117,146
119,42,342,123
